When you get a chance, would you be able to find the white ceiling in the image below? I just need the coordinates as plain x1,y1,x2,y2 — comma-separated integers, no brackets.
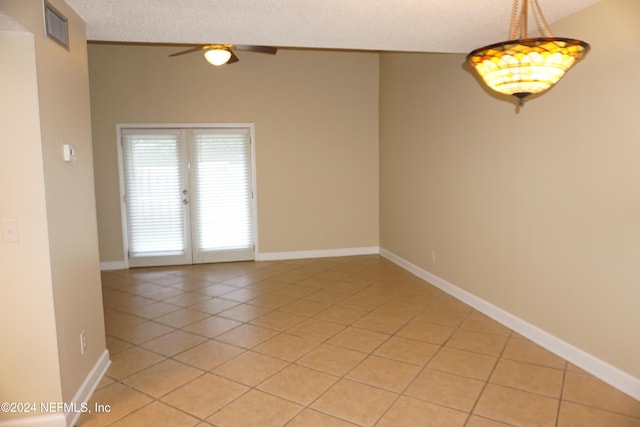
65,0,600,53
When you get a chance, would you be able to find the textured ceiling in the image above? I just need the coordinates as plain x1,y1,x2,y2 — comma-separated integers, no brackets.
65,0,600,53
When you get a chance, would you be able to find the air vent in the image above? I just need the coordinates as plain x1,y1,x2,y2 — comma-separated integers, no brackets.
44,1,69,49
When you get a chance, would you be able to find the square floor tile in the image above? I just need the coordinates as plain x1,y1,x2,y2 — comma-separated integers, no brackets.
108,401,200,427
76,382,153,426
154,308,210,328
446,329,509,356
161,373,249,419
174,340,245,371
140,330,207,357
396,319,455,345
286,409,360,426
404,368,484,412
311,379,397,426
249,310,307,331
215,323,280,348
374,335,440,366
350,353,421,392
489,359,564,398
473,384,559,427
257,364,339,405
213,350,287,386
108,347,165,380
557,401,640,427
327,327,390,353
207,389,303,427
253,333,318,362
122,359,204,398
562,371,640,417
501,336,566,369
297,343,367,376
182,316,242,338
428,347,497,381
287,318,346,342
376,396,468,427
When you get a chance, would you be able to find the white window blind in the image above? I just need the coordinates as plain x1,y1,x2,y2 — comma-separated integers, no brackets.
191,129,252,252
122,131,185,256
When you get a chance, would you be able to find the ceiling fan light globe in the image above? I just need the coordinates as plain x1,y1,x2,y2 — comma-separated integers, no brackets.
204,48,232,66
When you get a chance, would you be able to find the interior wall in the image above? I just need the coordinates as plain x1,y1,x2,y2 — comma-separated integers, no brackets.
88,46,380,263
0,0,106,411
379,0,640,380
0,28,62,420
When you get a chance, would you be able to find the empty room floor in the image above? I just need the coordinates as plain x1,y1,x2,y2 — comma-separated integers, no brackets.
77,255,640,426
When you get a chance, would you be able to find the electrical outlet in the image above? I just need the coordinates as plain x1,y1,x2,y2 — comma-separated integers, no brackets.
80,330,87,355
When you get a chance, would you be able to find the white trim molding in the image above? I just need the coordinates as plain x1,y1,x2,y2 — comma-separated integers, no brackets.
256,246,379,261
380,247,640,401
100,261,126,271
66,350,111,427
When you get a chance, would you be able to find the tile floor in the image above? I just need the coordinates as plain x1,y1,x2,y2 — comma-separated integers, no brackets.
77,255,640,426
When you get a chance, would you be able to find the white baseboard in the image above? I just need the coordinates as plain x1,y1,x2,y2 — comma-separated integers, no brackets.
380,248,640,401
0,414,66,427
0,351,110,427
256,246,379,261
66,349,111,427
100,261,126,271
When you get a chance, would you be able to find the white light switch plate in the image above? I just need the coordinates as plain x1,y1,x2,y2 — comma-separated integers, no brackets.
2,219,20,242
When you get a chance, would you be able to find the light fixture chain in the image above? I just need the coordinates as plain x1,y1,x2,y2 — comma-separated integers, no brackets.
531,0,554,37
509,0,521,39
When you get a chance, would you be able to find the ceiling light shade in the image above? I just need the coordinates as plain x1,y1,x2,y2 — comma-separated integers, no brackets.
467,0,589,107
204,47,232,66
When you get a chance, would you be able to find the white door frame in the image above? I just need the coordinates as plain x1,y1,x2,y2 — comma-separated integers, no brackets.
116,123,259,268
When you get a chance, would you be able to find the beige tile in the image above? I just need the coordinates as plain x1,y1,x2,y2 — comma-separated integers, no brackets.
122,359,203,398
134,301,181,319
428,347,497,381
253,333,318,361
304,288,352,304
106,336,134,356
375,335,440,366
346,355,421,392
459,312,512,336
258,364,339,405
182,315,242,338
164,292,213,307
490,358,564,398
76,382,152,426
154,308,210,328
446,329,509,356
473,384,559,426
465,415,514,427
502,336,566,369
311,379,397,426
287,318,346,342
207,389,303,427
196,283,238,297
109,401,200,427
376,396,468,427
405,368,485,412
327,326,390,353
174,340,245,371
249,310,307,331
396,319,455,345
353,311,410,334
218,303,272,322
297,343,367,376
161,373,249,419
140,330,207,357
286,409,360,427
563,371,640,417
215,323,280,348
249,292,298,309
213,350,287,386
415,308,469,328
187,297,239,315
313,305,367,325
558,401,640,427
104,308,147,333
337,294,385,311
109,320,175,345
108,347,165,380
280,299,330,316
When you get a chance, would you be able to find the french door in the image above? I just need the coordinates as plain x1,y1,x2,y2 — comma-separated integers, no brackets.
120,126,255,267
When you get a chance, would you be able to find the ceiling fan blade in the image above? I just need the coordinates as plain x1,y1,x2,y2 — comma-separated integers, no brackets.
227,51,240,64
169,46,206,57
234,45,277,55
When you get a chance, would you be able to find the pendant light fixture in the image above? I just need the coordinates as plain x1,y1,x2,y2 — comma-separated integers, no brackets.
204,45,233,66
467,0,590,107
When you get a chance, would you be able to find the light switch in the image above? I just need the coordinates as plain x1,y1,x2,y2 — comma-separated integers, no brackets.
2,219,20,242
63,144,77,162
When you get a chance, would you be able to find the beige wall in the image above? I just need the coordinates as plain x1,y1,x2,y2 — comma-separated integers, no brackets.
0,0,105,418
380,0,640,379
88,46,380,262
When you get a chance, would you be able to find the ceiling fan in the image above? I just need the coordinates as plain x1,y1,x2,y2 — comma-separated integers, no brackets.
169,44,277,66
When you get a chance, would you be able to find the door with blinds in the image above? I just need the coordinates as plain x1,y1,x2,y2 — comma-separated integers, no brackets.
120,126,255,267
